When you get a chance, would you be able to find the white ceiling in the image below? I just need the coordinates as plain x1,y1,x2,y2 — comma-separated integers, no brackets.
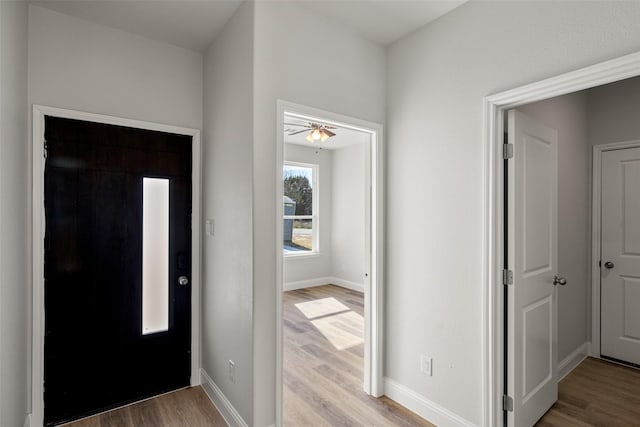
284,116,369,151
31,0,467,52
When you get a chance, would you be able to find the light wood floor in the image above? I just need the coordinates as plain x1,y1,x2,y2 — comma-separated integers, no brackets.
536,356,640,426
60,386,226,427
284,285,434,427
59,288,639,427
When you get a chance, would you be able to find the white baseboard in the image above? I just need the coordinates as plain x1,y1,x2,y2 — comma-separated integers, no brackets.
200,369,248,427
283,277,333,291
329,277,364,293
284,276,364,293
558,342,591,381
383,377,476,427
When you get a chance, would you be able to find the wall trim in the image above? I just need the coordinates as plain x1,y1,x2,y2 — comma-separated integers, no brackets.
200,369,248,427
24,414,31,427
31,105,202,426
483,50,640,426
558,342,591,382
330,277,365,293
283,276,364,293
384,378,476,427
283,276,333,291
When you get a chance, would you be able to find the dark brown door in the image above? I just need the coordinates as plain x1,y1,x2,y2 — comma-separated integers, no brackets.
43,116,192,425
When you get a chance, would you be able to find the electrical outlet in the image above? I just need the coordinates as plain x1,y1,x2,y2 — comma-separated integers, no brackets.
228,360,236,383
420,355,432,376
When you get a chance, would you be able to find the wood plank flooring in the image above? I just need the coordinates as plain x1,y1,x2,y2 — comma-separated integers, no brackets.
56,287,640,427
536,356,640,426
60,386,226,427
284,285,434,427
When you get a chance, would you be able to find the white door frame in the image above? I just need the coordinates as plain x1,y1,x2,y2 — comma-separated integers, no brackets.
590,139,640,358
31,105,202,426
275,100,384,427
483,51,640,426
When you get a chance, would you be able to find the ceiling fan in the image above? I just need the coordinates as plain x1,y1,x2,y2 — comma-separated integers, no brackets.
285,122,337,142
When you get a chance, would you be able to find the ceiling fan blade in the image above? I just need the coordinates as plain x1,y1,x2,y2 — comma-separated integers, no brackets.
284,123,308,127
324,125,338,130
287,129,309,136
322,129,336,137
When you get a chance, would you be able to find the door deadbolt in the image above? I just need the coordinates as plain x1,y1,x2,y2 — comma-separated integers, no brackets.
178,276,189,286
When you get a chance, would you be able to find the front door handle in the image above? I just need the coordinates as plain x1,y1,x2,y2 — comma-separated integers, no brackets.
553,275,567,286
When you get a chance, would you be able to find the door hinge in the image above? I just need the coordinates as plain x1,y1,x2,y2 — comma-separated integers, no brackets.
503,395,513,412
502,269,513,285
44,139,48,159
503,143,514,159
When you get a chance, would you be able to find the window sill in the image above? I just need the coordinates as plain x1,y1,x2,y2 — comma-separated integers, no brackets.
283,251,321,260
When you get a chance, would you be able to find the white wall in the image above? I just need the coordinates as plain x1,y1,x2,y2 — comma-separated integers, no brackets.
387,1,640,424
28,5,203,130
252,2,386,424
283,140,368,290
0,2,29,426
518,92,590,363
332,143,366,286
588,77,640,147
284,143,333,285
202,1,254,423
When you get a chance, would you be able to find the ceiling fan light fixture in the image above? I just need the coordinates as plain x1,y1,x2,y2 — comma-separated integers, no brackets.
306,128,322,142
289,122,336,143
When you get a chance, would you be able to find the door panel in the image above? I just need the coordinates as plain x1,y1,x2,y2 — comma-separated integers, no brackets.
601,148,640,366
622,277,640,340
507,109,558,427
522,295,552,401
43,116,192,425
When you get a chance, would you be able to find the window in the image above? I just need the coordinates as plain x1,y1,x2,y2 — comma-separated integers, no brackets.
283,163,317,255
142,177,169,335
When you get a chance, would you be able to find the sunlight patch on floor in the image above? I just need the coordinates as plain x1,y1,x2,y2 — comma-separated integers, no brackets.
311,311,364,350
294,296,364,350
295,297,350,319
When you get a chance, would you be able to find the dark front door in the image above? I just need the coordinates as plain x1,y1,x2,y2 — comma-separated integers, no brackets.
43,116,192,425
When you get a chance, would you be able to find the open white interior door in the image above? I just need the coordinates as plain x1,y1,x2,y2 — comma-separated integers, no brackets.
507,109,559,426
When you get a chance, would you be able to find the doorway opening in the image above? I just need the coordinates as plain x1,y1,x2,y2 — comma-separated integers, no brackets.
275,101,384,426
31,106,202,426
484,52,640,426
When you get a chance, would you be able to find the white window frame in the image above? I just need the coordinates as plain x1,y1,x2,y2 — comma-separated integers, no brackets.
283,161,319,257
